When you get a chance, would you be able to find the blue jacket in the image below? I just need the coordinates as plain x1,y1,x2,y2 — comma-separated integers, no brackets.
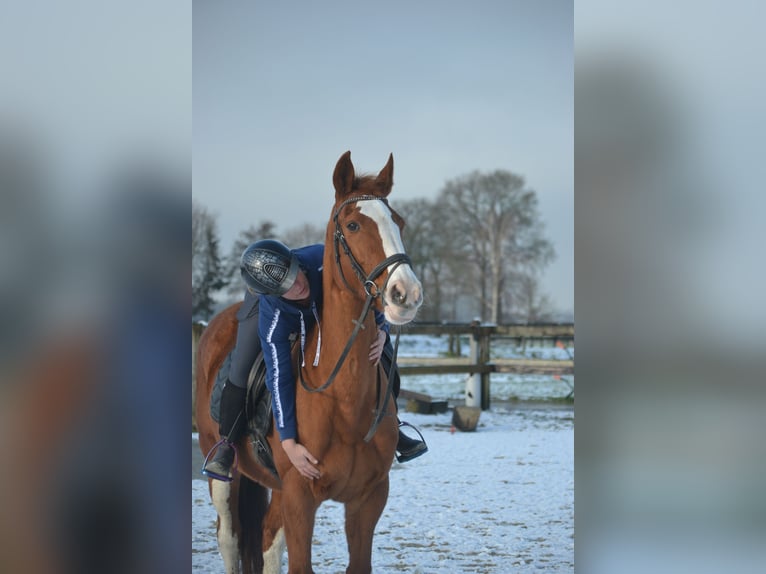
258,244,387,441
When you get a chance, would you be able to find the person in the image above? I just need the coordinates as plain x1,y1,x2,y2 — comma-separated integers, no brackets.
202,239,427,481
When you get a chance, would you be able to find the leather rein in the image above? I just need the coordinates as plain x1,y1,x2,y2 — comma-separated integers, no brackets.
299,195,410,442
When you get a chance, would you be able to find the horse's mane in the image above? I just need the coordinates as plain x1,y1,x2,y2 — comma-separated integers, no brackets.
351,173,390,195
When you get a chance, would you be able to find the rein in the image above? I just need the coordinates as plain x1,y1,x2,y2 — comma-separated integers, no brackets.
299,195,410,440
363,324,401,443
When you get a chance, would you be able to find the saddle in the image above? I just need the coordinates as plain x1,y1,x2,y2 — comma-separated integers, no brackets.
210,350,277,477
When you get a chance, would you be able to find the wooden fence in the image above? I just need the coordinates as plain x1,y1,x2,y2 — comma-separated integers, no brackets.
192,321,573,424
394,322,574,409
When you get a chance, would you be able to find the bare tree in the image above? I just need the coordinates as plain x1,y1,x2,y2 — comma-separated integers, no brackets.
394,198,452,321
505,271,555,322
396,196,485,321
439,170,555,323
206,168,556,324
282,222,325,249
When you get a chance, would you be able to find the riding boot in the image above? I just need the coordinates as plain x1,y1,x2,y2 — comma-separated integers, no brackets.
202,381,247,481
396,420,428,463
380,337,427,462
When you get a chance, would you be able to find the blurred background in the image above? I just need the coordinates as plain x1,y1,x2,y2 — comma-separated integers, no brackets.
0,1,189,573
577,1,766,573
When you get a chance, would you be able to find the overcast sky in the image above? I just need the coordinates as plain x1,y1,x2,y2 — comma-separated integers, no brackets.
193,0,573,313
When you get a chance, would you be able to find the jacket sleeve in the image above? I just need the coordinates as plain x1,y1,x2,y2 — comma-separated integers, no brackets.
374,309,390,333
259,305,298,442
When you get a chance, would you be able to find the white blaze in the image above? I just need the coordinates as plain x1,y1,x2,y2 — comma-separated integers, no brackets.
358,200,422,320
358,200,407,260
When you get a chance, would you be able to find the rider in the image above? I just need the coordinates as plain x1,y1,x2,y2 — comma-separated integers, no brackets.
202,239,428,481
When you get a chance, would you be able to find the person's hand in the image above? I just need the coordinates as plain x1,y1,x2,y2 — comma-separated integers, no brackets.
281,439,321,480
369,328,387,365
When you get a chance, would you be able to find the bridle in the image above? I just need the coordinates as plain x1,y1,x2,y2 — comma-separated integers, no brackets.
332,194,412,301
300,194,412,441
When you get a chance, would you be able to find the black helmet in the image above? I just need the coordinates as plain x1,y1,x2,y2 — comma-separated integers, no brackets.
240,239,300,295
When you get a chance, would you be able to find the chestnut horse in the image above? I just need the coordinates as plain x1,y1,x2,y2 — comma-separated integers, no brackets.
196,151,423,574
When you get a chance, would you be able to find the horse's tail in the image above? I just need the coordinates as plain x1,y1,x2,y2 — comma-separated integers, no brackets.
238,474,268,574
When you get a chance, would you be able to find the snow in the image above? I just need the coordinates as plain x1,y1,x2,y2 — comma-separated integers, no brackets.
192,338,574,573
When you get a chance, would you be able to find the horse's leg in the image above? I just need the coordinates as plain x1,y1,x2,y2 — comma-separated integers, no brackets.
281,476,319,574
344,478,390,574
211,478,242,574
262,489,286,574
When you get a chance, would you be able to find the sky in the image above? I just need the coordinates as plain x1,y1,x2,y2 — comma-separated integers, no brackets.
193,0,573,313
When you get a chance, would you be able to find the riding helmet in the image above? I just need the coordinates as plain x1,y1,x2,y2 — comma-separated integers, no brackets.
240,239,300,295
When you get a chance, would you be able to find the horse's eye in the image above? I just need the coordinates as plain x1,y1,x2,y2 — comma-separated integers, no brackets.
346,221,360,232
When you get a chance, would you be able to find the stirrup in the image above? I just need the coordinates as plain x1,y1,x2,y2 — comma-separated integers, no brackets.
396,421,428,463
398,420,426,440
201,438,239,482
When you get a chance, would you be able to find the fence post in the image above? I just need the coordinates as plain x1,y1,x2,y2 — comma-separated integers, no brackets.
448,333,463,356
467,323,492,410
466,323,481,408
479,327,491,410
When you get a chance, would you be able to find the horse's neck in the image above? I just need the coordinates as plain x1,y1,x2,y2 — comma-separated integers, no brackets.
318,236,372,346
309,272,378,400
321,286,377,352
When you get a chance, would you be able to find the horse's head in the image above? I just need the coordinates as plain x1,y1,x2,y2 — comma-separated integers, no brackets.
329,151,423,325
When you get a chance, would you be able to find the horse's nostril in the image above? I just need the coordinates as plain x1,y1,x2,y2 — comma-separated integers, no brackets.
392,287,406,305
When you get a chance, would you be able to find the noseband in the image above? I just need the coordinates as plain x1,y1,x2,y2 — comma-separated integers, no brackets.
332,195,412,301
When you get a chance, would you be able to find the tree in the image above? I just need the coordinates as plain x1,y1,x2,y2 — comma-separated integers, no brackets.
282,222,325,249
439,170,555,323
192,201,228,320
394,198,454,321
505,271,555,322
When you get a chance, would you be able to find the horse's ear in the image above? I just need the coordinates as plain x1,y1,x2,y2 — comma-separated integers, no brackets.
333,151,355,199
375,153,394,197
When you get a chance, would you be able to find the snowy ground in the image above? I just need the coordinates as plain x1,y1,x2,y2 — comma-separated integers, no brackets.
192,338,574,573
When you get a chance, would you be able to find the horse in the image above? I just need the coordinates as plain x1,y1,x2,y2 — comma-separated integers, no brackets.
195,151,424,574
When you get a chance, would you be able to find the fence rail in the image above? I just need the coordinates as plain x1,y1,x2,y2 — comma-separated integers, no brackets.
394,322,574,409
398,322,574,338
397,357,574,376
191,321,574,419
